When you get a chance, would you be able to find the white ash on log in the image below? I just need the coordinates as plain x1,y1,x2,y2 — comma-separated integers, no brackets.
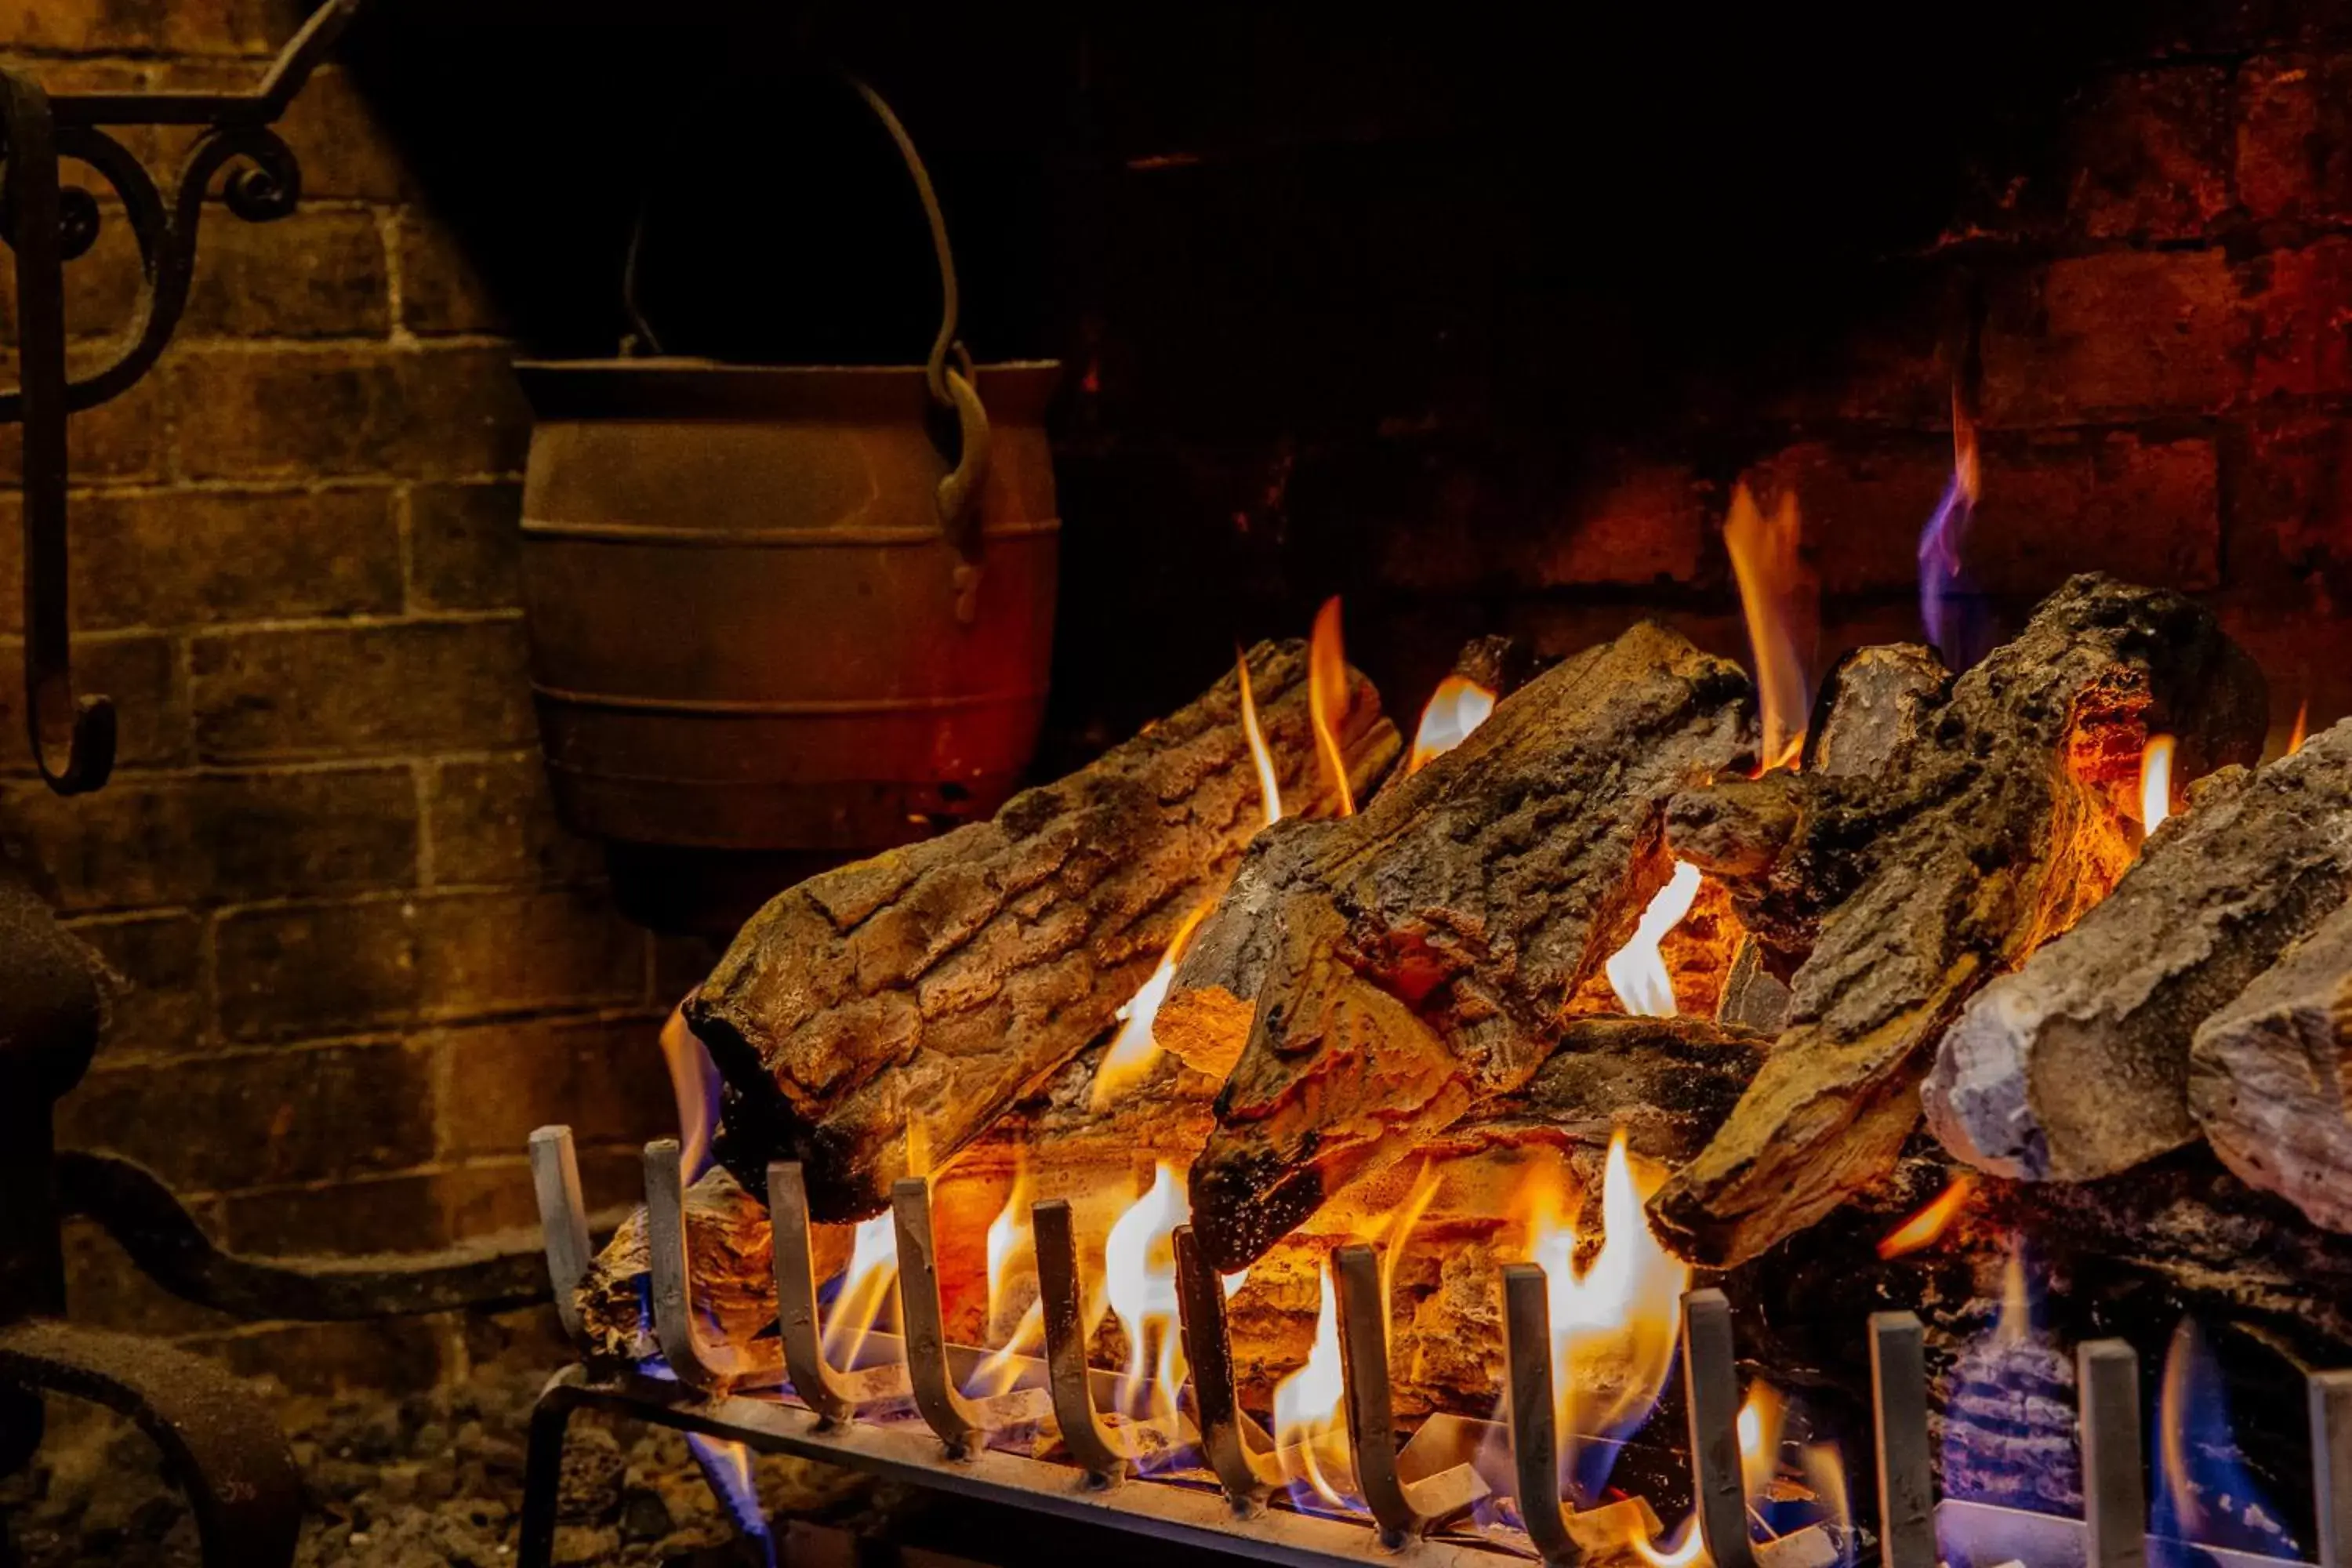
1650,576,2267,1269
1926,719,2352,1182
2190,891,2352,1232
689,639,1400,1222
1185,622,1755,1270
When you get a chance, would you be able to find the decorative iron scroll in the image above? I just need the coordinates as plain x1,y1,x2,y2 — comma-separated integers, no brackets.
0,0,364,796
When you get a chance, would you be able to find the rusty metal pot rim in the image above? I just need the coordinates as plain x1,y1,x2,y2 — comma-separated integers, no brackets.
514,356,1062,423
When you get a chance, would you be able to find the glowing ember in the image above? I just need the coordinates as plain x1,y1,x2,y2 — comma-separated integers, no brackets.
1091,902,1213,1112
1272,1257,1356,1512
2152,1318,2299,1566
1629,1519,1708,1568
1738,1381,1788,1504
2141,733,2177,836
1522,1131,1690,1502
1236,649,1283,826
1877,1174,1978,1259
1407,674,1497,774
1102,1163,1189,1428
821,1212,899,1369
1308,596,1357,817
1724,481,1810,771
1918,383,1984,666
1605,861,1705,1018
656,1000,722,1182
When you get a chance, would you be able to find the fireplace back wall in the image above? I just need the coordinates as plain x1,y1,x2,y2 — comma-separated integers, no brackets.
7,0,2352,1395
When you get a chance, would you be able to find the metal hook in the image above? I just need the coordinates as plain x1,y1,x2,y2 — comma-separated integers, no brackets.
1501,1261,1584,1567
889,1176,1049,1457
1870,1312,1936,1568
766,1162,907,1423
2,69,113,796
1033,1197,1192,1485
2313,1369,2352,1568
2078,1339,2147,1568
1174,1222,1279,1512
1332,1243,1487,1545
1681,1288,1759,1568
641,1138,768,1393
528,1127,593,1356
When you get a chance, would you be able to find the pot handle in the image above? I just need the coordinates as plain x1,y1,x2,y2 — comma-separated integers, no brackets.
840,76,993,564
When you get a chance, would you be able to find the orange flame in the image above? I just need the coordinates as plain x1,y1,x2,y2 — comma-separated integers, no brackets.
2141,733,2176,837
1092,903,1214,1112
1724,482,1809,771
1605,861,1704,1017
1739,1381,1788,1503
1308,597,1356,816
1877,1174,1978,1260
1236,651,1284,827
822,1212,899,1368
1102,1163,1190,1428
657,1001,721,1181
1802,1440,1854,1558
1522,1131,1690,1486
1271,1163,1442,1513
2290,700,2310,757
970,1162,1044,1396
1407,675,1497,774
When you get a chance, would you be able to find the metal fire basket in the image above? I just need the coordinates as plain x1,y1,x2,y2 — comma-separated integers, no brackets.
523,1124,2352,1568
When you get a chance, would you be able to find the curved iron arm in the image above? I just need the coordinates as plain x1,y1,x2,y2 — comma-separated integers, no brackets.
56,1149,615,1321
0,2,359,795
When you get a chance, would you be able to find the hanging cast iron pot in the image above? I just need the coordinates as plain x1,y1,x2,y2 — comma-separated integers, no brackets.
513,78,1059,924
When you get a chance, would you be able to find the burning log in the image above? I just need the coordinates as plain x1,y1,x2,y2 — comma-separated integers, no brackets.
1185,622,1755,1269
2190,891,2352,1233
1925,720,2352,1183
1160,634,1544,1081
689,639,1400,1222
577,1164,781,1363
1650,576,2267,1269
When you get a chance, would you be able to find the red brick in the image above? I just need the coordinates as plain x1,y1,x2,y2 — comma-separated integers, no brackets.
65,910,206,1058
0,200,146,347
2250,238,2352,398
0,486,401,637
0,360,169,484
1526,463,1711,589
2238,53,2352,222
168,343,528,481
190,617,534,762
0,631,187,774
183,210,390,339
2227,416,2352,614
1372,452,1710,593
1980,250,2245,425
426,752,603,887
56,1040,437,1193
210,1163,551,1255
408,481,523,612
2065,67,2234,241
60,1218,238,1338
0,765,418,915
432,1014,672,1161
1751,434,2220,601
398,210,505,336
154,64,407,203
213,887,645,1042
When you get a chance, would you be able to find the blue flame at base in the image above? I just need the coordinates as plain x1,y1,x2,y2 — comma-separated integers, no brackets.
2149,1323,2299,1568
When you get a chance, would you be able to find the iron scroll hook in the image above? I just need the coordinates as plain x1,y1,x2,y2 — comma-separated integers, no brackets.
1,71,114,794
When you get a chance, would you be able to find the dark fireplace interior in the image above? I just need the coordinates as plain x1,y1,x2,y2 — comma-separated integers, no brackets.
6,2,2352,1566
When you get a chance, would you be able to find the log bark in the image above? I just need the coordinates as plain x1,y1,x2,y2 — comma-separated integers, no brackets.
690,639,1400,1222
1187,622,1756,1269
1926,718,2352,1182
1649,575,2267,1269
1162,635,1546,1081
2190,892,2352,1232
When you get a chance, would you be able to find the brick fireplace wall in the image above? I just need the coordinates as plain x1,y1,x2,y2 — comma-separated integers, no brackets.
0,4,676,1390
7,0,2352,1399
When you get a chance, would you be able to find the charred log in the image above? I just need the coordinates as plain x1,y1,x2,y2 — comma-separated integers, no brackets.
1926,719,2352,1182
2190,891,2352,1232
1188,622,1755,1269
1651,576,2267,1268
690,640,1400,1221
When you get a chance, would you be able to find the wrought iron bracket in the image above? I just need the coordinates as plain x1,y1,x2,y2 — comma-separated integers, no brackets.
0,0,365,795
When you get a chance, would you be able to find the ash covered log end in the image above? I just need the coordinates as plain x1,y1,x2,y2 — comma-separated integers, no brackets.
1802,642,1948,779
1926,718,2352,1184
1652,577,2267,1268
2191,893,2352,1232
